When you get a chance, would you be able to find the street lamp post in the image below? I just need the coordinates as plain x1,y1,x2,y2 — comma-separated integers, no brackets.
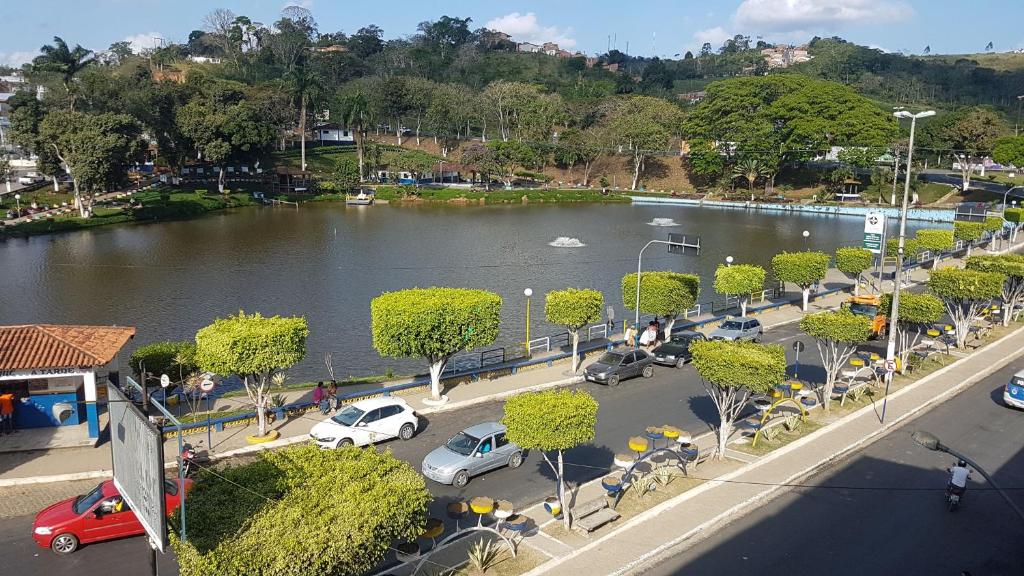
802,230,810,251
883,109,934,422
635,240,686,348
524,288,533,355
911,430,1024,522
725,255,734,267
14,193,21,217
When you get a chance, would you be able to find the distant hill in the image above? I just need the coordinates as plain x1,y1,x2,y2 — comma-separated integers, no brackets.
917,52,1024,72
789,38,1024,112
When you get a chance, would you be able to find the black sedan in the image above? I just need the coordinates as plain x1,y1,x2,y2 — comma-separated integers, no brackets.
584,349,655,386
652,331,707,368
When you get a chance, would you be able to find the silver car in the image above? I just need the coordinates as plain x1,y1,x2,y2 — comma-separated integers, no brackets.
421,422,524,487
707,317,762,342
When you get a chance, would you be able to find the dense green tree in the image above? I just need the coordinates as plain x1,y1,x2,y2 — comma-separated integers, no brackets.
835,247,874,295
173,443,430,576
771,251,831,311
545,288,604,372
553,127,602,186
487,140,539,186
684,138,726,185
347,25,385,59
176,81,284,193
503,390,598,529
966,254,1024,325
371,288,501,401
713,264,766,316
993,136,1024,168
943,107,1006,191
690,340,786,458
425,83,472,157
621,271,700,338
880,292,944,370
800,310,873,410
608,95,682,190
336,87,375,180
39,110,142,216
928,268,1005,347
195,312,309,437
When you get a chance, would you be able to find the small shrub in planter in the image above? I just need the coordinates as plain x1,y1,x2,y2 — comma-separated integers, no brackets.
761,424,781,441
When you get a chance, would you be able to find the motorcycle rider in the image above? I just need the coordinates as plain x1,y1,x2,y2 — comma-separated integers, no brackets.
947,460,971,499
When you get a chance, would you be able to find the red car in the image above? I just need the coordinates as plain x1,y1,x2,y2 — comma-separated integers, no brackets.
32,478,192,554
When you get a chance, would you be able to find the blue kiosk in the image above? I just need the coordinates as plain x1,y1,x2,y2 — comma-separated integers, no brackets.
0,324,135,440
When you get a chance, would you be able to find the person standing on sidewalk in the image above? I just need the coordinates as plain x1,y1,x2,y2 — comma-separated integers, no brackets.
0,392,14,434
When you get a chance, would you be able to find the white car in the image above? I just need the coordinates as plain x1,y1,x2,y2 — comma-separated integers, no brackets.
18,173,43,185
309,397,419,449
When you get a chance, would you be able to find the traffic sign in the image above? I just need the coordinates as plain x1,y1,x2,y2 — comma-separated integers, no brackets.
792,340,805,353
200,379,215,393
884,359,897,373
160,374,170,388
863,213,887,254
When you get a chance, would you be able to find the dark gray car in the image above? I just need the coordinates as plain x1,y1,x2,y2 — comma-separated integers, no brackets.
584,349,655,386
707,317,762,342
421,422,523,487
653,331,707,367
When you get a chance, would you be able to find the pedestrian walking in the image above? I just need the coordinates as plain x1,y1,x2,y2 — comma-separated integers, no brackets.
0,392,14,435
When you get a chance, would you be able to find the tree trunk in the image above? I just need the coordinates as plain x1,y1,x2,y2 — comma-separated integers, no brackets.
583,160,593,186
52,176,59,192
255,390,267,436
415,117,422,145
299,100,307,171
218,166,225,194
740,297,748,317
356,130,365,181
558,450,570,530
428,359,446,400
631,154,642,190
716,419,730,460
570,330,581,373
72,178,89,218
801,287,810,311
664,315,677,339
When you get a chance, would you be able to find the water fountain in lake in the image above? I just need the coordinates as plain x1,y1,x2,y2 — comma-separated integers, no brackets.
647,218,679,226
548,237,586,247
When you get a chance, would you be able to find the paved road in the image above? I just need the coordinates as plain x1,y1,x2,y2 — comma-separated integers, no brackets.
0,319,828,574
919,170,1019,197
641,357,1024,576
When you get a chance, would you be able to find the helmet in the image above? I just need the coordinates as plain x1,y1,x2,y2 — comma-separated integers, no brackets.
957,460,967,467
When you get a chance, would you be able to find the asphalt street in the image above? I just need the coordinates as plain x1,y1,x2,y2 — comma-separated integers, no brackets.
641,356,1024,576
0,320,827,575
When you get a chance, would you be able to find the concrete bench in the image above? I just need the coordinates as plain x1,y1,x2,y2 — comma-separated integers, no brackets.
832,380,869,407
573,497,620,533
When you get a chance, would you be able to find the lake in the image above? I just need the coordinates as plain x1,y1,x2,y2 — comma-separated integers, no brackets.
0,202,926,380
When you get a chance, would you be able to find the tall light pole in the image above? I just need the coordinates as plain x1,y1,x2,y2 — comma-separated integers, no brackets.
635,239,687,347
524,288,533,355
911,430,1024,522
883,109,934,422
14,193,21,216
1016,95,1023,137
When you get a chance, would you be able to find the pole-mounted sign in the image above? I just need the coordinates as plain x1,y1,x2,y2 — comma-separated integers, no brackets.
863,212,886,254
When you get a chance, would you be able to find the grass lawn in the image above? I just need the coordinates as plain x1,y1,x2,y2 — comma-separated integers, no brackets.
1,186,260,238
916,182,958,205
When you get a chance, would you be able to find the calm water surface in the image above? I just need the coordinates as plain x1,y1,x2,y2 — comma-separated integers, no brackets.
0,203,925,380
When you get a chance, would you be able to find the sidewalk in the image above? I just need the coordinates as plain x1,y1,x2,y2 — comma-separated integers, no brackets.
516,319,1024,576
0,241,1011,486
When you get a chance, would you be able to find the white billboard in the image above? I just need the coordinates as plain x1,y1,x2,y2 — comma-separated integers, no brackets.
107,383,167,552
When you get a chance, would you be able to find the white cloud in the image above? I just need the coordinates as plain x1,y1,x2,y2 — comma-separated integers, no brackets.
283,0,314,9
734,0,914,33
692,26,733,50
124,32,164,53
485,12,576,49
0,50,35,67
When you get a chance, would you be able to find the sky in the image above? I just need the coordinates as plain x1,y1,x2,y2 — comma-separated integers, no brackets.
1,0,1022,67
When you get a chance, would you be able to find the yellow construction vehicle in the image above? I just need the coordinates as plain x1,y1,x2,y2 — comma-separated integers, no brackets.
844,294,888,339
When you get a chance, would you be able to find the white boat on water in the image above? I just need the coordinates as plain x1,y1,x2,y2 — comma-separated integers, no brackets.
345,191,374,205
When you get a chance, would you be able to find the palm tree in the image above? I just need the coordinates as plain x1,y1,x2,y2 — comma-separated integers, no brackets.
32,37,94,110
732,158,761,201
285,65,324,172
338,92,372,181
